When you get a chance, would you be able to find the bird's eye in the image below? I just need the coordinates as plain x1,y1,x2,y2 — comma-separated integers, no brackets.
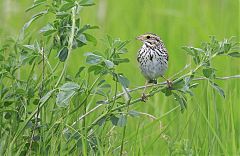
146,35,150,39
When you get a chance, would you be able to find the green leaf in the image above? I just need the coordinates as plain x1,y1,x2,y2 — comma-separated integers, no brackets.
26,0,46,12
39,90,55,104
116,40,130,50
76,34,87,44
56,90,75,107
60,2,75,11
172,79,185,90
79,0,95,6
22,44,36,51
4,101,14,107
97,117,106,126
95,89,107,97
184,75,194,86
119,48,128,54
96,100,107,105
83,33,97,46
58,47,69,62
107,35,113,46
228,52,240,57
210,82,225,98
60,82,80,91
56,12,70,18
100,84,111,89
203,68,215,78
33,99,39,105
19,10,48,40
193,56,200,65
161,88,172,96
74,33,88,48
4,112,11,119
104,60,114,68
224,43,231,53
97,79,106,86
15,89,25,96
110,115,119,126
75,67,85,78
27,87,35,98
39,24,56,36
173,92,187,112
118,74,129,88
88,65,104,74
34,41,41,52
73,40,86,49
85,52,102,64
182,46,195,56
78,24,99,34
32,136,40,142
182,46,203,64
113,58,129,64
190,83,199,88
128,110,140,117
118,114,127,127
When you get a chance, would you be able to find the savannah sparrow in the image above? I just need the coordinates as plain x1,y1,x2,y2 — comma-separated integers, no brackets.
136,33,172,101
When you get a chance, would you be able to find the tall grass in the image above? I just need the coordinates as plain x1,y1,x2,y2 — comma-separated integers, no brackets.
0,0,239,155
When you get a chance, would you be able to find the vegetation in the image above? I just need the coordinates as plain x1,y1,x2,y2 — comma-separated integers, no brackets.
0,0,239,155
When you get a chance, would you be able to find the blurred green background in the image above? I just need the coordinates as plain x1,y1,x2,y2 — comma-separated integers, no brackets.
0,0,239,85
0,0,239,155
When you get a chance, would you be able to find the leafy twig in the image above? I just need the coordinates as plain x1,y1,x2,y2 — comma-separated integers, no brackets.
55,6,76,88
85,73,240,131
72,73,240,130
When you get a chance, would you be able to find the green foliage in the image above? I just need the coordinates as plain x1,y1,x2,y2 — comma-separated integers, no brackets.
0,0,239,155
56,82,80,107
58,46,69,62
177,36,239,104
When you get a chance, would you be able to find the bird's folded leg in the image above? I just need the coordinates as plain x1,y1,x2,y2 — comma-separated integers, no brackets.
161,76,173,89
166,80,173,88
141,93,148,102
141,81,148,102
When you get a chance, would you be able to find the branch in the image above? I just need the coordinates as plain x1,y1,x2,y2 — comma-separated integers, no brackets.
194,75,240,80
77,74,240,130
114,74,240,102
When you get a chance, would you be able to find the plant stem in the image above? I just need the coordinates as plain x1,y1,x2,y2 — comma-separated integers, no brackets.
55,6,76,88
27,47,45,156
120,97,131,156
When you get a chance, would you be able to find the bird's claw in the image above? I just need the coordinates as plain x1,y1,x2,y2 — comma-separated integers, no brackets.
166,80,173,89
141,93,148,102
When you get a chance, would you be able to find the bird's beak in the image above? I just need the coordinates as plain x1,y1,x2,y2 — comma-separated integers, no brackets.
136,35,144,41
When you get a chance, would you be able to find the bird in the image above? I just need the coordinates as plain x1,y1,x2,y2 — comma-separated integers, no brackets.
136,33,172,101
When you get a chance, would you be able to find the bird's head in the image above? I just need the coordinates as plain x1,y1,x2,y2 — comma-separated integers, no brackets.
136,33,160,46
